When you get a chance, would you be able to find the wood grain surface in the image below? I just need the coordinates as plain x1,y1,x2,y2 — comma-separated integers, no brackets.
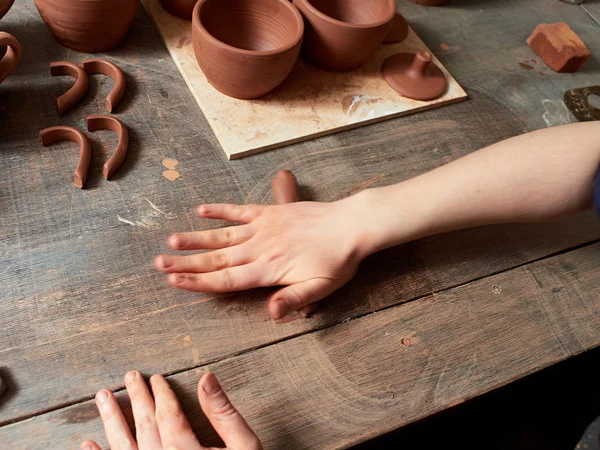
140,0,467,159
2,242,599,449
0,0,599,448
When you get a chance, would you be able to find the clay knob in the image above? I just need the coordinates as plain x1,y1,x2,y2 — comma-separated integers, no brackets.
382,51,448,101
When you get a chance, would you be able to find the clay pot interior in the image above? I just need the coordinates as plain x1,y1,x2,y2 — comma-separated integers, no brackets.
305,0,394,26
200,0,301,51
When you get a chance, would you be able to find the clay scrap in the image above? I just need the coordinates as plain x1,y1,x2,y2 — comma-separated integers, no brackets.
82,59,127,113
39,126,92,189
86,115,129,180
50,61,89,116
0,31,21,84
527,22,590,73
272,169,301,204
383,51,447,101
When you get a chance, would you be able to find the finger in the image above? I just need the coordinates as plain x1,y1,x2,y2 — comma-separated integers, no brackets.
95,389,138,450
167,263,267,293
197,204,265,224
167,225,254,251
80,441,102,450
297,302,319,318
268,278,339,320
198,372,262,450
150,375,204,450
155,246,251,274
124,371,162,450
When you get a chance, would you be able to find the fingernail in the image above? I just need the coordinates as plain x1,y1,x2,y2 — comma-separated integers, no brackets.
170,273,186,284
124,371,137,386
197,205,207,215
158,255,173,269
96,390,108,404
202,373,222,395
169,234,186,248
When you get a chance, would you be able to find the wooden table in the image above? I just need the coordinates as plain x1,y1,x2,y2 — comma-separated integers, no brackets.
1,0,599,448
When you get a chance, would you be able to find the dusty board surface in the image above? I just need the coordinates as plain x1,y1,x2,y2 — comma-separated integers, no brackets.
140,0,468,159
1,0,600,446
2,242,599,449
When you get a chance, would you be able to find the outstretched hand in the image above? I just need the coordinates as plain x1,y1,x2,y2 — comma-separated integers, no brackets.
81,371,262,450
155,199,367,319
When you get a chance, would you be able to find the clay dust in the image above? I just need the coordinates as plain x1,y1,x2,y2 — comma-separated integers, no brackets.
162,158,181,181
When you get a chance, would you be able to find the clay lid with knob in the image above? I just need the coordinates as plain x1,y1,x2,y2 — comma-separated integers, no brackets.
382,51,448,101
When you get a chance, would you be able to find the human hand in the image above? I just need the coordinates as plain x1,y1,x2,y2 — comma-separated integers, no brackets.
155,196,370,319
81,371,262,450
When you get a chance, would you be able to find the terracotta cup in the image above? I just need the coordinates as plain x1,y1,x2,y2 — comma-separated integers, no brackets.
0,31,20,84
159,0,197,20
192,0,304,99
34,0,139,53
293,0,396,72
0,0,15,20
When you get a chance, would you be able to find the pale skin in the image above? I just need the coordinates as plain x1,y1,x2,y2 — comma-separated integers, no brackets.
155,122,600,319
81,371,262,450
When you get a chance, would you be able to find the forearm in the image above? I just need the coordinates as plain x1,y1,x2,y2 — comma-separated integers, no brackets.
348,122,600,256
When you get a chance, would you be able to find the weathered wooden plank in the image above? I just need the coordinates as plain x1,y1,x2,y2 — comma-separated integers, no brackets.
1,0,600,426
582,2,600,27
2,242,599,450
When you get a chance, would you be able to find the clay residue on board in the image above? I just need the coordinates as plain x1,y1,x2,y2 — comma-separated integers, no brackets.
177,37,190,48
341,94,380,120
57,402,99,424
440,43,460,52
518,58,545,76
117,195,178,229
162,158,181,181
542,99,571,127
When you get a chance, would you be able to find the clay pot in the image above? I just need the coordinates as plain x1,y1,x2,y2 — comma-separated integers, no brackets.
34,0,139,53
410,0,449,5
160,0,197,20
0,31,20,84
293,0,395,72
0,0,15,20
192,0,304,99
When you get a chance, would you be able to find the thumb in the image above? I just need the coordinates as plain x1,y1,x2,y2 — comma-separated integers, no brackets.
197,372,262,450
267,278,341,320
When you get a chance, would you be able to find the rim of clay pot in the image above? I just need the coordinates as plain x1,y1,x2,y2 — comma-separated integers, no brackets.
193,0,304,56
299,0,395,29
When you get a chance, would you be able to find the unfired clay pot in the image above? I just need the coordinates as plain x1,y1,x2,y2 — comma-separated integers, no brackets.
192,0,304,99
0,0,15,20
0,31,20,84
293,0,395,72
160,0,197,20
34,0,139,53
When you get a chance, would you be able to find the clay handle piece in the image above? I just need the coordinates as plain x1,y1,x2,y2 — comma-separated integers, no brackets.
86,115,129,180
410,51,433,76
82,59,126,113
272,170,301,204
39,126,92,189
0,31,22,84
50,61,89,116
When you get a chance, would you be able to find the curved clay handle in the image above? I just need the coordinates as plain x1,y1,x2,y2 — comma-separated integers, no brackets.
0,31,21,84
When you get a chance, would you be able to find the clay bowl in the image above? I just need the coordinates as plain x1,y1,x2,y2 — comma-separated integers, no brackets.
160,0,197,20
34,0,139,53
0,0,15,20
192,0,304,99
0,31,20,84
293,0,395,72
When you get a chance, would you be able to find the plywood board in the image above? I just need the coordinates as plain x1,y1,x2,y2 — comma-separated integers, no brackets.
141,0,468,159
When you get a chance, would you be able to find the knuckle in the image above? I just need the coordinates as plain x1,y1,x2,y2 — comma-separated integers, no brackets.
113,438,136,450
220,269,238,291
135,413,156,433
212,250,230,270
212,397,239,419
221,228,236,247
156,403,185,425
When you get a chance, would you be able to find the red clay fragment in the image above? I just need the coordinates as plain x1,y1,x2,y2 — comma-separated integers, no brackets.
526,22,590,73
86,115,129,180
50,61,89,116
272,169,301,205
39,126,92,189
82,58,126,113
